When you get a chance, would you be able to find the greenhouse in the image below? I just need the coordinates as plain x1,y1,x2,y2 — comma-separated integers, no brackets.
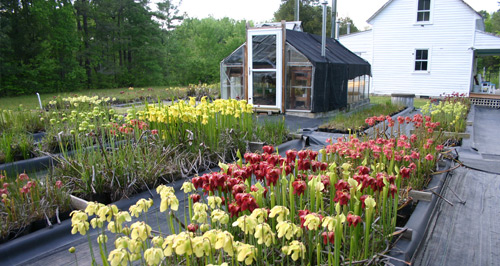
221,22,371,114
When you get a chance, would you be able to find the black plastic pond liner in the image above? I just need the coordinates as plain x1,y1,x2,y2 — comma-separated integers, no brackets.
0,140,128,177
386,158,453,265
31,132,46,143
0,155,56,178
411,166,500,265
468,106,500,157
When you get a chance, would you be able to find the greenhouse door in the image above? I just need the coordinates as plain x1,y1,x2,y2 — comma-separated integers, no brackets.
247,29,282,111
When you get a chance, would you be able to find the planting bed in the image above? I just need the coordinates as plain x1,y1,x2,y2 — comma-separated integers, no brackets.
0,94,470,266
0,96,290,242
3,130,454,266
1,138,312,265
318,101,407,134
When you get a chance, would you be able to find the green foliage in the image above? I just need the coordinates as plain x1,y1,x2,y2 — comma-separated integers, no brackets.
478,9,500,83
0,0,179,96
319,101,404,132
337,17,359,36
254,118,290,146
483,8,500,34
1,0,247,96
0,0,85,96
274,0,330,36
273,0,358,36
78,0,170,89
154,0,183,30
166,17,246,85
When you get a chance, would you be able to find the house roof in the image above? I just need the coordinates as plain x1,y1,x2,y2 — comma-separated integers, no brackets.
285,30,370,78
474,29,500,55
339,29,372,39
367,0,483,23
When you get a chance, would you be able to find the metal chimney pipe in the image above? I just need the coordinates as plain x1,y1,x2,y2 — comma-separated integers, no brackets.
335,19,341,40
347,22,351,35
295,0,299,21
321,1,327,57
331,0,337,38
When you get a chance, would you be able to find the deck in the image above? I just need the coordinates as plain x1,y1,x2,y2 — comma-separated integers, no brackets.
469,93,500,108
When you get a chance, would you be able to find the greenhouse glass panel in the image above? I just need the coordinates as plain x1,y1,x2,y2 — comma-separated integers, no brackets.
348,75,365,104
252,71,276,106
252,35,276,69
287,46,310,65
221,45,245,99
359,75,368,100
285,45,313,110
225,44,244,64
221,66,244,99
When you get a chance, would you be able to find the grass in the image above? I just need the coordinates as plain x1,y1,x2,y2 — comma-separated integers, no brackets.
370,95,429,109
0,86,197,110
254,117,290,146
1,89,430,111
319,100,405,132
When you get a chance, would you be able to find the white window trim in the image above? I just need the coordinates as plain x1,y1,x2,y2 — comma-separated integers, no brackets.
413,48,431,73
414,0,434,25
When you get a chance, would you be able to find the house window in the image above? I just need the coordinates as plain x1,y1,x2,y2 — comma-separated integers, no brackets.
417,0,431,22
414,49,429,71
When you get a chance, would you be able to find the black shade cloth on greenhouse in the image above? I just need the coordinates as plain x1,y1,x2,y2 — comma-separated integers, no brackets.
285,30,371,112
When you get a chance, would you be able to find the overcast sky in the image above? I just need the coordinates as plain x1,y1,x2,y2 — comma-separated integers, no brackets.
175,0,499,29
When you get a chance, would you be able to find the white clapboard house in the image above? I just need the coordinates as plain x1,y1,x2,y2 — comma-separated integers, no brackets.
339,0,500,105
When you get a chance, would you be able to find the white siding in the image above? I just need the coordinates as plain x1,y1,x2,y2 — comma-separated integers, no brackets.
341,0,482,97
339,30,373,64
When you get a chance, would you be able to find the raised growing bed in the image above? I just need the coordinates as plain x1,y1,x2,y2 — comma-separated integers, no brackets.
0,137,312,265
0,135,452,266
57,117,450,265
391,93,415,109
0,96,464,266
0,139,129,177
385,97,473,265
318,105,410,134
0,128,286,243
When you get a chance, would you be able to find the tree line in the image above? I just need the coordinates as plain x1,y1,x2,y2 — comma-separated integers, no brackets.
0,0,359,96
273,0,359,37
0,0,247,96
478,8,500,80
